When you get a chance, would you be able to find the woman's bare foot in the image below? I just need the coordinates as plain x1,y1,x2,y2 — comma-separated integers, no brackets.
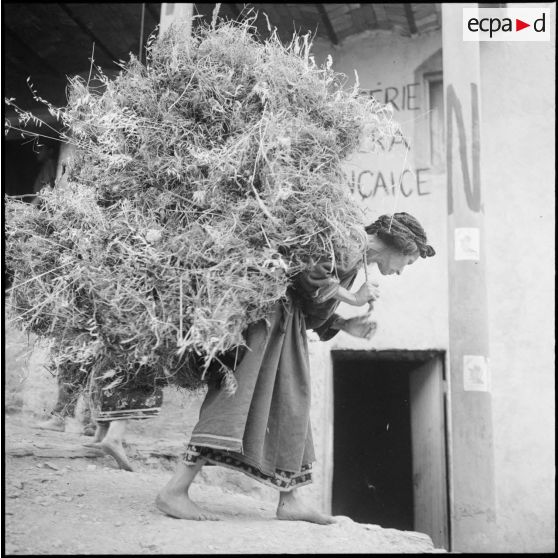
34,416,65,432
155,490,220,521
99,438,134,472
277,490,336,525
155,461,219,520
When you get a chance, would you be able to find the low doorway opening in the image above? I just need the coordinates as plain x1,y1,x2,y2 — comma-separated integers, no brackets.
331,350,449,548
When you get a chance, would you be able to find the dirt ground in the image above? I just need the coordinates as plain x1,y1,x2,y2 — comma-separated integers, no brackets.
3,324,447,554
3,413,447,555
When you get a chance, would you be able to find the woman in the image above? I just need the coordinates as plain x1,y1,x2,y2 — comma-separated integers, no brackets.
156,212,435,522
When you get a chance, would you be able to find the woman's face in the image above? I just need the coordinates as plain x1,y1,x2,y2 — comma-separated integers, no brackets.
376,247,419,276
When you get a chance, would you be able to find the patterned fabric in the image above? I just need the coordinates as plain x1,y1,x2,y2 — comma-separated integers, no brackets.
184,444,313,491
89,371,163,422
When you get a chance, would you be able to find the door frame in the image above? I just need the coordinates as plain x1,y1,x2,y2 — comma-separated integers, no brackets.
329,349,450,549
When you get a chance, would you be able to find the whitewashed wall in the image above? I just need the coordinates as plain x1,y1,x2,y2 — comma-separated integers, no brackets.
480,4,555,551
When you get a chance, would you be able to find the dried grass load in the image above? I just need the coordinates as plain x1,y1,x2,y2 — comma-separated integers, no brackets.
5,20,396,393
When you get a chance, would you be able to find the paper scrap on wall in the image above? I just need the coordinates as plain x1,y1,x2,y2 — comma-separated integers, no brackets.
455,227,480,260
463,355,490,392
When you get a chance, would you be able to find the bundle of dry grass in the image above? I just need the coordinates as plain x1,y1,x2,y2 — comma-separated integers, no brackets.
5,19,398,393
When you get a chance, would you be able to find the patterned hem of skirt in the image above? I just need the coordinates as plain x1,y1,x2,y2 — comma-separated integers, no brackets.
94,407,161,421
183,444,313,492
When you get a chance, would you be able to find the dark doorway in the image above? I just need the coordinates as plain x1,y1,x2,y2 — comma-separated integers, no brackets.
332,356,416,530
331,349,449,548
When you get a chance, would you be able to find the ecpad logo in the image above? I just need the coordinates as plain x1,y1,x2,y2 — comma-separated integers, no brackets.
463,7,551,41
468,13,546,37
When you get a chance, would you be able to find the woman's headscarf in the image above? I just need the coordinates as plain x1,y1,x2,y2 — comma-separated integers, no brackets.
365,212,435,258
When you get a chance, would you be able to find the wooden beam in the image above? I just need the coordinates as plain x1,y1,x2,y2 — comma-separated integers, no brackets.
316,4,338,45
332,349,442,363
371,3,389,28
3,25,65,79
404,3,418,35
139,3,146,62
433,2,442,29
57,3,119,64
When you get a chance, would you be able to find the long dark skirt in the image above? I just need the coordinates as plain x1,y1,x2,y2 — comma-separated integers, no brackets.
184,297,315,491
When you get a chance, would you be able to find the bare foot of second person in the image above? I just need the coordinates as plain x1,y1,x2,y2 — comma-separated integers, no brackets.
82,423,96,436
90,420,134,471
99,438,134,471
34,415,65,432
83,423,109,447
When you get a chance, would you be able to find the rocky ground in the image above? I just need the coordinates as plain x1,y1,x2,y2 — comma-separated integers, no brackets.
3,413,447,555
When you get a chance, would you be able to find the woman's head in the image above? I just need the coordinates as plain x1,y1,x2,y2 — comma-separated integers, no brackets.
365,212,435,276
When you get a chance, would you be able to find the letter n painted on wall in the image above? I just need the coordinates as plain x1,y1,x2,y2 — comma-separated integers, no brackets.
446,83,481,214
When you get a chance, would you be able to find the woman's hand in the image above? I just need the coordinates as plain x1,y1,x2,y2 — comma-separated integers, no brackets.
334,281,380,307
353,280,380,306
340,315,377,339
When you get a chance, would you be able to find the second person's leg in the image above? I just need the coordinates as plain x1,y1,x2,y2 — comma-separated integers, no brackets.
98,420,134,471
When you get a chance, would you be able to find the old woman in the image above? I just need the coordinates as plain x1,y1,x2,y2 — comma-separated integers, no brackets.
156,212,435,523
